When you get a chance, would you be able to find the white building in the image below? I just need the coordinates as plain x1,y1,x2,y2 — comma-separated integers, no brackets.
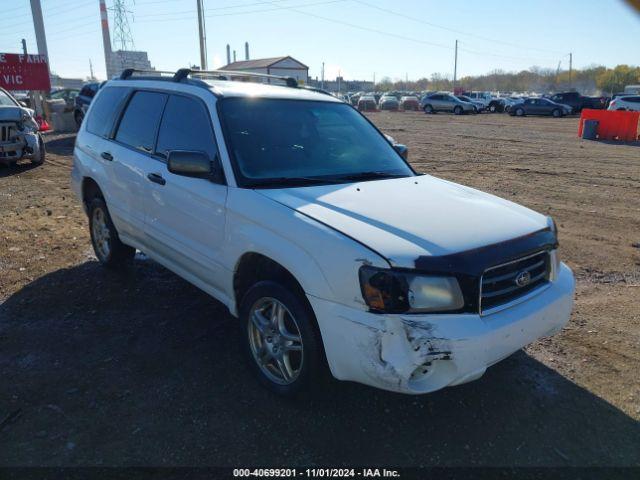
106,50,153,79
220,56,308,84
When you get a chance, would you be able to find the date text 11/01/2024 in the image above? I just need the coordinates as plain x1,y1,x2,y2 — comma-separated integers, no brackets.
233,468,400,477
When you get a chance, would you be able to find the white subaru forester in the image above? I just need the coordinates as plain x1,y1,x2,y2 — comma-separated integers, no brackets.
71,69,575,396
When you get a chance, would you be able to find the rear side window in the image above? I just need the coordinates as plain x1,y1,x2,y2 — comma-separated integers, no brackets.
86,87,129,137
626,97,640,103
115,91,167,152
155,95,217,160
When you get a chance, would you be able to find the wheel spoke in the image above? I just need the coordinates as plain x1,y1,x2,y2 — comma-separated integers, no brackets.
270,301,285,329
257,346,271,363
283,342,302,352
251,311,270,336
275,356,292,381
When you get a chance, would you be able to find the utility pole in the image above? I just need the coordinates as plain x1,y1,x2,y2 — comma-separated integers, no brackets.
29,0,49,116
569,52,572,89
21,39,27,55
89,59,95,80
196,0,208,70
453,39,458,92
321,62,324,90
373,72,376,91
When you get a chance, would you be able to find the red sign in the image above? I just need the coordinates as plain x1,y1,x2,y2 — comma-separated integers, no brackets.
0,53,51,91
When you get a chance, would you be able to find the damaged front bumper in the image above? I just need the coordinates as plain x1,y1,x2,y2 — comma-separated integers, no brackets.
0,132,42,164
309,263,575,394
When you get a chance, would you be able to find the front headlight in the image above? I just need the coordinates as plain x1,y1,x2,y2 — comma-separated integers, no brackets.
547,216,561,280
359,266,464,313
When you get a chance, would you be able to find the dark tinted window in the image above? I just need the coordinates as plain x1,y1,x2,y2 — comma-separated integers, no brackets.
219,98,413,186
86,86,129,137
626,96,640,103
156,95,217,160
115,91,167,152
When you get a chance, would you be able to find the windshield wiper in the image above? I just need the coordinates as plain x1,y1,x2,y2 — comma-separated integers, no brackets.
246,176,342,188
337,171,410,182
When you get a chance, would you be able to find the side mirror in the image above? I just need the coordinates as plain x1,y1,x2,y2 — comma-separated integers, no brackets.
393,143,409,160
18,100,27,107
167,150,212,178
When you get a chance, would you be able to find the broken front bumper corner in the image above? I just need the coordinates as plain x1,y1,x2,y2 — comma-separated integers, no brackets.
308,263,575,394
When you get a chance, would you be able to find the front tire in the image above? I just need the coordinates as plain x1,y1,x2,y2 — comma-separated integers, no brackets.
515,107,525,117
88,197,135,268
30,135,45,165
453,106,463,115
241,281,323,396
552,108,562,118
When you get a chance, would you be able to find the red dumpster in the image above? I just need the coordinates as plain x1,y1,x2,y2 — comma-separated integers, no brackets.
578,109,640,141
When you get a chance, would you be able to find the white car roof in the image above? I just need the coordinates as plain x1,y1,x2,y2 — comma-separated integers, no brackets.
110,77,342,103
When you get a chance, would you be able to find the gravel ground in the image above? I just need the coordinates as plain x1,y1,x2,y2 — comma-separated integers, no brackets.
0,113,639,468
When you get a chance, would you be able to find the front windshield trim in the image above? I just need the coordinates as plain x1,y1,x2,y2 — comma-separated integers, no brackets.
216,97,416,189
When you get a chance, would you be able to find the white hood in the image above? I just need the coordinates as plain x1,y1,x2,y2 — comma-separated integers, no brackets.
259,175,547,269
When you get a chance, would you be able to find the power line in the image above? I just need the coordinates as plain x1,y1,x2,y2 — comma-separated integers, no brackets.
351,0,565,56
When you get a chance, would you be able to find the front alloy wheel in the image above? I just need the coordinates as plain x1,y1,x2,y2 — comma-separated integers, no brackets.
241,281,323,395
248,297,304,385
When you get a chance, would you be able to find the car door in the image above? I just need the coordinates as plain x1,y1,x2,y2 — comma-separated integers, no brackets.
525,99,540,115
107,90,169,246
431,94,445,111
142,93,228,295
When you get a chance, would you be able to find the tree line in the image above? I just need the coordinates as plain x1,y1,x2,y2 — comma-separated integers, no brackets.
376,64,640,95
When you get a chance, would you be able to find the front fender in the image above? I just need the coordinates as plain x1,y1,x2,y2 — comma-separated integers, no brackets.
222,188,388,316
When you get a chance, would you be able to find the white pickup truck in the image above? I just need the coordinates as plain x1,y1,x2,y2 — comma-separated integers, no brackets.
71,69,574,396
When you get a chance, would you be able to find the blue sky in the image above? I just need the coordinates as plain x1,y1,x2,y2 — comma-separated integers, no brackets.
1,0,638,81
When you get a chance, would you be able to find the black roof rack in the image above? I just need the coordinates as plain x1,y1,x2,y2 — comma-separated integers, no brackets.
119,68,176,80
173,68,299,88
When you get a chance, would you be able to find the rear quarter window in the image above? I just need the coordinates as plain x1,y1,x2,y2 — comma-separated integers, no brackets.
86,86,129,137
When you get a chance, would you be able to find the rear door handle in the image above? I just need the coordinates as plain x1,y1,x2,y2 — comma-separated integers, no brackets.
147,173,166,186
100,151,113,161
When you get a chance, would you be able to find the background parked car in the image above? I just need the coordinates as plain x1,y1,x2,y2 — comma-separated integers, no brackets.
509,98,572,117
400,95,420,111
379,95,400,111
548,92,607,113
357,95,378,112
49,88,79,113
456,95,484,113
421,93,475,115
73,82,101,128
607,95,640,111
0,87,45,166
464,91,494,109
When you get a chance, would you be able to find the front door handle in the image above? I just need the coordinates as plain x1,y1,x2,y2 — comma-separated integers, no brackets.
101,151,113,161
147,173,166,186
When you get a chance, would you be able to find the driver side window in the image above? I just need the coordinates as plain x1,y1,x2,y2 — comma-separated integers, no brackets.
155,95,219,164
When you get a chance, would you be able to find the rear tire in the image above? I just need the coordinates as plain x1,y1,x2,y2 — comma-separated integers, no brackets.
453,106,463,115
423,104,434,114
88,197,135,269
515,107,525,117
552,108,562,118
240,281,324,396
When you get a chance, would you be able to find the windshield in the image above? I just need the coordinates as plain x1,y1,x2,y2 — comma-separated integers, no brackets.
219,98,414,188
0,90,18,106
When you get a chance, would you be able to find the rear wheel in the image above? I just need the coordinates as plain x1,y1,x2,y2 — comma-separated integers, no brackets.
88,197,135,268
552,108,562,118
241,281,323,396
453,106,463,115
423,104,434,114
515,107,525,117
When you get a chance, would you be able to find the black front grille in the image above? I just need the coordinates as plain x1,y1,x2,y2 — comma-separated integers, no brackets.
480,251,550,313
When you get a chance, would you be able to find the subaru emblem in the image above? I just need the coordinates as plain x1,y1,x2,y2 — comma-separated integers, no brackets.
515,271,531,287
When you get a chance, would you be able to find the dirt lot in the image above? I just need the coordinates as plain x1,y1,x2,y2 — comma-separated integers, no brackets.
1,113,639,468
